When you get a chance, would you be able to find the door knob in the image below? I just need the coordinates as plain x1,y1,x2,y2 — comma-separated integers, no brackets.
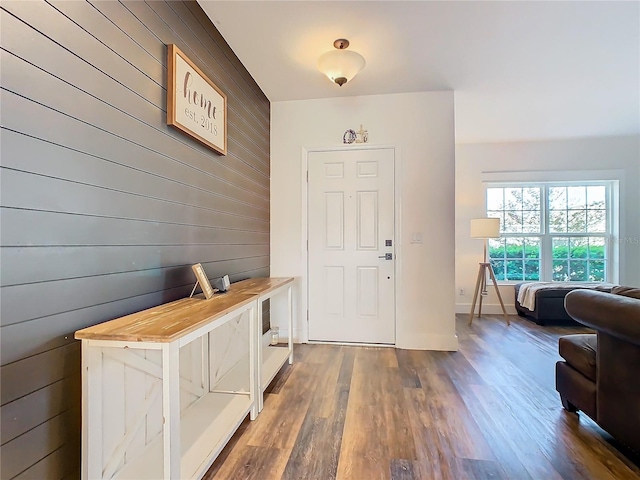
378,253,393,260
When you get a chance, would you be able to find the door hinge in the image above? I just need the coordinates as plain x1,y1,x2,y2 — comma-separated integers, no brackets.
307,310,309,322
306,171,309,182
306,240,308,251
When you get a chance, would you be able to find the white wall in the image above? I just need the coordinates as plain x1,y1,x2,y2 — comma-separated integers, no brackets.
455,135,640,314
271,91,457,350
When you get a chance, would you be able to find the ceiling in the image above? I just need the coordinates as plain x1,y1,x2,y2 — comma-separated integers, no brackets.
199,1,639,144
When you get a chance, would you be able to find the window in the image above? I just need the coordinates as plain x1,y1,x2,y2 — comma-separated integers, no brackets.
486,183,612,282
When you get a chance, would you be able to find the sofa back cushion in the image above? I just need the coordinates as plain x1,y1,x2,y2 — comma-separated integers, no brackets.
611,286,640,300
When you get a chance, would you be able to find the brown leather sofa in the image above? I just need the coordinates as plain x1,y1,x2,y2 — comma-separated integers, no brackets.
556,286,640,453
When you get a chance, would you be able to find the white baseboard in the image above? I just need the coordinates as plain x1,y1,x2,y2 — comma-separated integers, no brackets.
396,333,458,352
307,340,395,348
456,303,517,315
272,327,304,344
295,331,458,352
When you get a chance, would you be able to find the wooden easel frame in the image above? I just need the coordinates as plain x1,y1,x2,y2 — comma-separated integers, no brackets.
468,262,510,325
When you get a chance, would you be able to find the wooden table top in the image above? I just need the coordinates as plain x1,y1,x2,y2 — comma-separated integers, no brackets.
75,292,256,343
75,277,294,343
226,277,294,295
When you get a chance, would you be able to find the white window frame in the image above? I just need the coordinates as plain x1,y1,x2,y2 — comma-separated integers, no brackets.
485,180,618,283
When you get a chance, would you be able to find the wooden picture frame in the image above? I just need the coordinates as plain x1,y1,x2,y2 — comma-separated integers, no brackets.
191,263,215,299
167,44,227,155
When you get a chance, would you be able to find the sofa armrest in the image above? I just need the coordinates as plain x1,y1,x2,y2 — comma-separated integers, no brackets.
564,290,640,346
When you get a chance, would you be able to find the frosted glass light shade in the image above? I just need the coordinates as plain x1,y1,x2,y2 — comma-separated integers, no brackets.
470,218,501,239
317,49,366,85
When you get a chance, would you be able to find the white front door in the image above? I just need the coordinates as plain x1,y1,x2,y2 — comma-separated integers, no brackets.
308,148,395,344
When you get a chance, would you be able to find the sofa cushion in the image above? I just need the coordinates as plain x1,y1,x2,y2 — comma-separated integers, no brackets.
611,286,640,300
558,334,597,382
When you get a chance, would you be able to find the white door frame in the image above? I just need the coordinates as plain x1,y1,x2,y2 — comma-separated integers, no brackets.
300,144,403,345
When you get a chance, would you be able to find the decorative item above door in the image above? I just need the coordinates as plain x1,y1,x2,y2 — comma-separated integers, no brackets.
167,44,227,155
343,124,368,144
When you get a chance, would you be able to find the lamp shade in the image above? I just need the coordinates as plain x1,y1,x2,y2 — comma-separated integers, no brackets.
317,49,366,86
470,218,501,239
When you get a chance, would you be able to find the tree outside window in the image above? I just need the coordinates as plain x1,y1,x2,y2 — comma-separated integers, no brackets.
486,184,609,282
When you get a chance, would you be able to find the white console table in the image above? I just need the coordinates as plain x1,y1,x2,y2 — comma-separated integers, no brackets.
75,292,258,480
227,277,294,412
75,277,295,479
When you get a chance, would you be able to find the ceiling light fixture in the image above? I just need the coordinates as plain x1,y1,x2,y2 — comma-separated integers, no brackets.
317,39,366,87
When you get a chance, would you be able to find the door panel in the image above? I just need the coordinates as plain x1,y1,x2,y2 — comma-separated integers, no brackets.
357,191,378,249
324,266,344,317
324,192,344,248
357,266,379,318
308,148,395,344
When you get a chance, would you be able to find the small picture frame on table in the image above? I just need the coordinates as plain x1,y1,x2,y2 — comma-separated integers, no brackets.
190,263,214,299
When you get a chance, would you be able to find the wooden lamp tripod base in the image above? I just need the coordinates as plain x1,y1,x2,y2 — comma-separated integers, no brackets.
468,262,510,326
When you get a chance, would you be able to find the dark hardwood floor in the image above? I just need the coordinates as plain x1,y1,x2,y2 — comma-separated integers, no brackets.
204,314,640,479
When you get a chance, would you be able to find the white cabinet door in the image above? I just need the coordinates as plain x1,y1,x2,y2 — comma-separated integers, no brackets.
308,148,395,344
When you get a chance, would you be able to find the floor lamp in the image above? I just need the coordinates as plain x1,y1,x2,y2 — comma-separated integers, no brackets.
468,218,510,326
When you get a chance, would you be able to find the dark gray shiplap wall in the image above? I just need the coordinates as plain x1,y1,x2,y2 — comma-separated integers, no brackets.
0,1,270,478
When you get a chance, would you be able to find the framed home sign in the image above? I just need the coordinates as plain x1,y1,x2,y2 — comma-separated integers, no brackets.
167,44,227,155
